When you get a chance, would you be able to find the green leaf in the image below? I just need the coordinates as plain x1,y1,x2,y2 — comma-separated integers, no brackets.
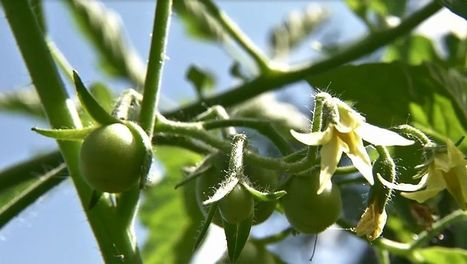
32,126,95,141
0,151,65,228
440,0,467,19
223,216,252,263
0,88,44,119
269,5,328,58
65,0,145,86
308,62,467,151
415,247,467,264
174,0,225,42
140,146,202,264
383,35,442,65
186,65,215,99
73,71,120,125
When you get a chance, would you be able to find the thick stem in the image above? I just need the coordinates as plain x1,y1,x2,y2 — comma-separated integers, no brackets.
139,0,173,136
2,0,142,262
165,1,441,120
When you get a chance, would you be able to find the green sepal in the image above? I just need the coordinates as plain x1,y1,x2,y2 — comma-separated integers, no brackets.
123,121,154,189
174,155,213,189
32,126,96,141
241,181,286,202
73,70,120,125
193,202,218,251
223,215,252,263
203,176,238,205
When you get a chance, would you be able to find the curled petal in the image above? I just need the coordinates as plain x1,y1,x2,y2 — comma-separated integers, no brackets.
343,133,374,185
290,128,333,146
317,137,343,194
377,173,428,192
357,123,414,146
401,187,444,203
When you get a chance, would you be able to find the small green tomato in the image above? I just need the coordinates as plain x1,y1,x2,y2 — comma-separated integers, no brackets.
80,123,145,193
218,184,254,224
281,172,342,233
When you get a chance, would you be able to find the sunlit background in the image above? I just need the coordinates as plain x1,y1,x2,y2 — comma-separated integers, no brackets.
0,1,465,263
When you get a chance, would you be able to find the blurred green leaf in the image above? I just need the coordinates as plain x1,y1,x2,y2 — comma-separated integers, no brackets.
442,33,467,70
345,0,407,29
383,35,442,65
0,88,44,119
415,246,467,263
65,0,145,87
174,0,225,42
140,146,202,264
308,62,467,150
0,151,65,228
269,5,328,58
440,0,467,19
186,65,216,99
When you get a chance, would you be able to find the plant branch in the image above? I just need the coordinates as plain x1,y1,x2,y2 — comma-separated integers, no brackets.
200,0,270,72
164,1,441,120
1,1,142,262
139,0,173,136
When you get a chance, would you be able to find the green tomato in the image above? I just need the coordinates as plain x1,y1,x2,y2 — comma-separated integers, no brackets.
218,184,254,224
195,152,279,225
280,172,342,233
80,123,145,193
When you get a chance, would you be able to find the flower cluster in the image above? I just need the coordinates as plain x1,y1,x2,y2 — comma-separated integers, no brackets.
291,92,414,194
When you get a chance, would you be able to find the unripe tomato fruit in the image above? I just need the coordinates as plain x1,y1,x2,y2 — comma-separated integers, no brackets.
218,184,254,224
281,172,342,233
195,152,279,225
80,123,145,193
218,240,276,264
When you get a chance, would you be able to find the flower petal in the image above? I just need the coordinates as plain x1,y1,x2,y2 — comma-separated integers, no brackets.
401,170,446,203
342,132,374,185
357,123,414,146
317,136,343,194
290,128,333,146
377,173,428,192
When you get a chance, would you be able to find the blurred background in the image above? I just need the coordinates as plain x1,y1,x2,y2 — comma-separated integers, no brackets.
0,1,465,263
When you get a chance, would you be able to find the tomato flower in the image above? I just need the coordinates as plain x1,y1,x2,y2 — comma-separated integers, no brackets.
401,139,467,209
355,203,387,241
291,93,414,194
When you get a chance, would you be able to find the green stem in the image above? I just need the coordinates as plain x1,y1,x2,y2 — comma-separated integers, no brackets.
202,118,293,155
375,248,390,264
2,1,142,262
139,0,173,136
201,0,270,72
165,1,441,120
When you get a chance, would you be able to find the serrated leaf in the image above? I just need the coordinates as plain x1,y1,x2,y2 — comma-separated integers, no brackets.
0,88,44,119
0,151,65,228
415,246,467,263
223,216,252,263
242,182,286,202
32,126,95,141
174,0,226,42
73,71,120,125
269,5,328,58
140,147,202,264
65,0,145,86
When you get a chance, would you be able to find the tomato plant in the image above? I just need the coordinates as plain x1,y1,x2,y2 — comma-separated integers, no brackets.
281,171,342,233
80,123,145,193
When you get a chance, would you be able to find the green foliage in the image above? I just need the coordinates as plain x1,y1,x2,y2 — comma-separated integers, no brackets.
0,88,44,119
140,146,202,264
415,246,467,263
186,65,216,99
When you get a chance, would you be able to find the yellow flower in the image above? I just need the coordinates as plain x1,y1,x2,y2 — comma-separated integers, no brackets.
355,203,387,241
291,94,414,194
401,139,467,209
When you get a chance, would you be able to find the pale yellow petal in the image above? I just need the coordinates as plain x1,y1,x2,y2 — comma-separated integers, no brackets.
317,136,343,194
376,173,428,192
357,123,414,146
401,169,446,203
341,132,374,185
443,165,467,209
290,128,333,146
446,139,466,166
